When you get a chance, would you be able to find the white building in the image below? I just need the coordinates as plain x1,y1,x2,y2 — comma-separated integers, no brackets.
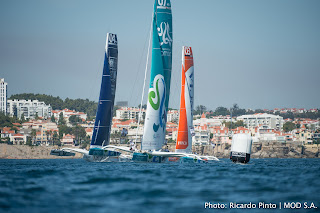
193,113,210,146
115,107,145,120
237,113,284,130
167,110,179,123
52,108,87,122
0,78,8,114
7,99,52,119
193,115,232,127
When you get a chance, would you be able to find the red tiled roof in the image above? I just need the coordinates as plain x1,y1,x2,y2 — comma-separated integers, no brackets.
64,134,75,138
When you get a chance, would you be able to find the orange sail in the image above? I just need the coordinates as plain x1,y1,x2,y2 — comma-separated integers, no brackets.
176,46,194,153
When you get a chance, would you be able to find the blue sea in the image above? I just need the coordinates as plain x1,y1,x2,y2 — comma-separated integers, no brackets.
0,158,319,213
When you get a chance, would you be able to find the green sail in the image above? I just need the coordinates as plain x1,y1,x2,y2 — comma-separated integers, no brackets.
142,0,173,151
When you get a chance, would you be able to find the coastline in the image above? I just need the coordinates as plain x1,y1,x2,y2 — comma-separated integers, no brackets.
192,142,320,159
0,144,83,159
0,143,319,159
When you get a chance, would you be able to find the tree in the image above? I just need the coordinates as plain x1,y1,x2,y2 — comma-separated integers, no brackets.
223,120,244,129
231,104,246,117
51,115,55,123
0,112,18,127
52,131,61,146
138,104,147,109
21,113,25,122
58,125,72,139
31,129,37,145
69,115,82,125
11,127,18,133
254,109,265,113
9,93,97,117
72,125,86,145
246,109,255,115
81,135,91,149
214,107,230,116
283,122,296,132
58,112,65,125
194,105,207,115
26,136,32,146
35,112,39,120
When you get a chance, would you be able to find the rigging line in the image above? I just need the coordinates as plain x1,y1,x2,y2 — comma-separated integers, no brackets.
127,24,150,107
168,40,184,110
135,11,154,147
89,43,105,105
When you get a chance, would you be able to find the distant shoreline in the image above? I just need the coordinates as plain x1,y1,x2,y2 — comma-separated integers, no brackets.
0,143,319,160
0,144,82,159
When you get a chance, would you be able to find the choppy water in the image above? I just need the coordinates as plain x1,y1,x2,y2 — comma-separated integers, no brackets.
0,158,319,213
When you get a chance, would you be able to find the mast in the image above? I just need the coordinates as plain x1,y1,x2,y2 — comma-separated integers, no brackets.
142,0,173,151
176,46,194,153
90,33,118,148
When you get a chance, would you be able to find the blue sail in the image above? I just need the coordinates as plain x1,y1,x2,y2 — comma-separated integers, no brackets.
90,33,118,148
142,0,173,151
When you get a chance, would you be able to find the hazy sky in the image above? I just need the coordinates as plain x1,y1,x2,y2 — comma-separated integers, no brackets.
1,0,319,110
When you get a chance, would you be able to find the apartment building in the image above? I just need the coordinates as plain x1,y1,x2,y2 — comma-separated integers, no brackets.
237,113,284,130
115,107,145,120
7,99,52,119
0,78,7,114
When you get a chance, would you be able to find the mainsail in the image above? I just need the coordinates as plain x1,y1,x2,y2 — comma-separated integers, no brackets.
142,0,173,151
91,33,118,148
176,46,194,153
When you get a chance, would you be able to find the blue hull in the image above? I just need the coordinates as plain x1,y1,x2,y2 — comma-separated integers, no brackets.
132,152,166,163
89,148,121,157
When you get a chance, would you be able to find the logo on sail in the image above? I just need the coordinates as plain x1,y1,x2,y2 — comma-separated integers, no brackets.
109,58,115,69
108,34,117,44
157,0,171,9
148,75,166,132
157,22,172,47
185,47,192,56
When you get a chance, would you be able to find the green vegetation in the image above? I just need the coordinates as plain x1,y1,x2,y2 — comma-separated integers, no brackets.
213,106,230,116
283,122,296,132
0,112,21,128
35,112,39,120
10,93,97,117
58,124,87,145
138,104,147,109
294,111,320,120
58,112,66,125
230,104,246,117
72,125,86,145
223,120,245,129
58,125,72,139
69,115,82,125
26,136,32,146
194,105,207,115
167,138,175,143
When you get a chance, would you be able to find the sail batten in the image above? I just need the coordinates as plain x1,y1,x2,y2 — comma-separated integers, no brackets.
142,0,173,151
176,46,194,154
90,33,118,148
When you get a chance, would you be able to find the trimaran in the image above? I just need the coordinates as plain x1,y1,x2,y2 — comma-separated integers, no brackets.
51,0,218,163
51,33,131,162
125,0,218,163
